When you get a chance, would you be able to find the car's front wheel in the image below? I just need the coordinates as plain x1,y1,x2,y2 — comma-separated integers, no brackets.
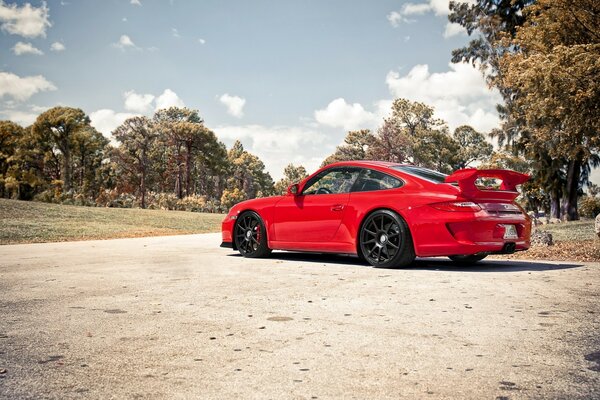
448,254,487,264
359,210,415,268
234,211,272,258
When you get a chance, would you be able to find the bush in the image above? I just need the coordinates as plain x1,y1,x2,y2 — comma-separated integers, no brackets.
176,195,207,212
579,196,600,218
145,192,178,210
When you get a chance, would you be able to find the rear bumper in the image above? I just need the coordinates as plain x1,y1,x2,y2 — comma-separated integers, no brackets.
410,207,531,257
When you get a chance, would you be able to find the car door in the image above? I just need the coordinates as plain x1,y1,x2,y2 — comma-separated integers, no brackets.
273,167,360,243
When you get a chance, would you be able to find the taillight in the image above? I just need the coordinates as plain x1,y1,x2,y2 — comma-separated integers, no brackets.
430,201,481,212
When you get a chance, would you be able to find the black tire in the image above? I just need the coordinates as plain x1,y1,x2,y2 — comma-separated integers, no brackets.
234,211,272,258
448,254,487,264
359,209,415,268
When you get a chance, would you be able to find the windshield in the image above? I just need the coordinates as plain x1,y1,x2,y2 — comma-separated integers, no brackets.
391,165,448,184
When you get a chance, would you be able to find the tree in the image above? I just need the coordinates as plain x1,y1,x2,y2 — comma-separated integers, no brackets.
321,130,376,167
153,107,228,200
452,125,493,169
368,99,459,173
31,107,90,192
113,116,157,208
226,140,274,199
274,164,308,195
498,0,600,219
448,0,533,89
0,121,24,198
154,107,203,199
71,127,109,199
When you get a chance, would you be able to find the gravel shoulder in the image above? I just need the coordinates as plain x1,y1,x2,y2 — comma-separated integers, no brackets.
0,234,599,399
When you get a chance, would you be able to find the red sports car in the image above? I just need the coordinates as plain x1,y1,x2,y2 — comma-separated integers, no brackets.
221,161,531,268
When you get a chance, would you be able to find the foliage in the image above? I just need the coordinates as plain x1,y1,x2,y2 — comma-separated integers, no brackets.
113,116,157,208
450,0,600,221
321,130,376,167
274,163,309,195
497,0,600,220
226,140,274,200
452,125,493,169
579,196,600,219
0,106,274,213
221,187,247,210
31,107,91,192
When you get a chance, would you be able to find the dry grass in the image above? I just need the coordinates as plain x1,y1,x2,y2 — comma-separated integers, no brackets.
0,199,223,245
491,220,600,262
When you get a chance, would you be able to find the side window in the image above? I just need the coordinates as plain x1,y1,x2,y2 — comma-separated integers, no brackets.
352,169,403,192
302,168,360,195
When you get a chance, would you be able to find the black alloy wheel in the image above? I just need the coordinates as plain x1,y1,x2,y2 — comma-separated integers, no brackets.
359,209,415,268
234,211,271,258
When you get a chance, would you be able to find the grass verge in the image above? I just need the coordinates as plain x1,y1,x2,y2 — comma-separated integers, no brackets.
491,220,599,262
0,198,223,245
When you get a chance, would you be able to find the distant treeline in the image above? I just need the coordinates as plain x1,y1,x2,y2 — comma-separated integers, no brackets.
0,99,495,213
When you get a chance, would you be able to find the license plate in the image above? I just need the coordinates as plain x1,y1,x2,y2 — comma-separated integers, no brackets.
503,224,518,239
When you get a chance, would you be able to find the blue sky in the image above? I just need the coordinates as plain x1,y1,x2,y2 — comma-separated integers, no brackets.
2,0,597,183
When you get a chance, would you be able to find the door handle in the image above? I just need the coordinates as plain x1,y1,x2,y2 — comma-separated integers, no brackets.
331,204,344,211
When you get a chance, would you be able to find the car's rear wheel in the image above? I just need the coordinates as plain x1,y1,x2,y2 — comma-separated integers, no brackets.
359,210,415,268
448,254,487,264
234,211,271,258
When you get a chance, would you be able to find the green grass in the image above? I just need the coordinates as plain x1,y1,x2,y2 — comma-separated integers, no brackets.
534,220,596,242
0,198,223,245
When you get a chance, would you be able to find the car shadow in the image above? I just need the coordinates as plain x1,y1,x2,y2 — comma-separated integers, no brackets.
226,251,583,272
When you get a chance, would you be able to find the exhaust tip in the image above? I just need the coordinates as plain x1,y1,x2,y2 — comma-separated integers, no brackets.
503,242,516,254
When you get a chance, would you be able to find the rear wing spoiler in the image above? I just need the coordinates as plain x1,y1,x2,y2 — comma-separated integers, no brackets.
445,168,529,201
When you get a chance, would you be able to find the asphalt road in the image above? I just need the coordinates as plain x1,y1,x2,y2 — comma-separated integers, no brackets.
0,233,599,399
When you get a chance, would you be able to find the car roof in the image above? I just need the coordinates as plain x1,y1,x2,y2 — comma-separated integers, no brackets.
324,160,406,169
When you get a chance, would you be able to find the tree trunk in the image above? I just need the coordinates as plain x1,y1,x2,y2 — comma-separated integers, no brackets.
564,157,582,221
140,170,146,209
140,148,148,208
185,142,192,197
550,190,561,219
175,144,183,199
62,145,72,192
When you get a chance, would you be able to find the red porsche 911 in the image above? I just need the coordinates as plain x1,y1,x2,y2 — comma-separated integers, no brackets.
221,161,531,268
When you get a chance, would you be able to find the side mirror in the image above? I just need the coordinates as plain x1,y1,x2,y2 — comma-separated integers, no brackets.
287,183,300,196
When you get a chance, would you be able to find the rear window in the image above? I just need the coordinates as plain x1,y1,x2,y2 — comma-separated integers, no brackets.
391,165,448,184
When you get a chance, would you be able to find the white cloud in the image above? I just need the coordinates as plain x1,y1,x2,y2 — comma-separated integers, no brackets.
314,98,376,131
0,1,51,38
130,0,141,5
0,109,37,126
172,27,180,38
388,1,475,32
123,90,155,113
443,22,467,38
198,38,206,44
0,71,56,102
155,89,185,111
402,3,433,15
387,11,411,27
50,41,65,51
112,34,136,50
122,17,127,22
219,93,246,118
89,109,138,139
215,125,328,180
385,63,502,132
12,41,43,55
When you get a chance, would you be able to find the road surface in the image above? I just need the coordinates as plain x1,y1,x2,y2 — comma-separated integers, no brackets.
0,233,599,399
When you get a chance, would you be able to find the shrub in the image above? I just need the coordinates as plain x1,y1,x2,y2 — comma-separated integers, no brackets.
176,195,207,212
579,196,600,218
